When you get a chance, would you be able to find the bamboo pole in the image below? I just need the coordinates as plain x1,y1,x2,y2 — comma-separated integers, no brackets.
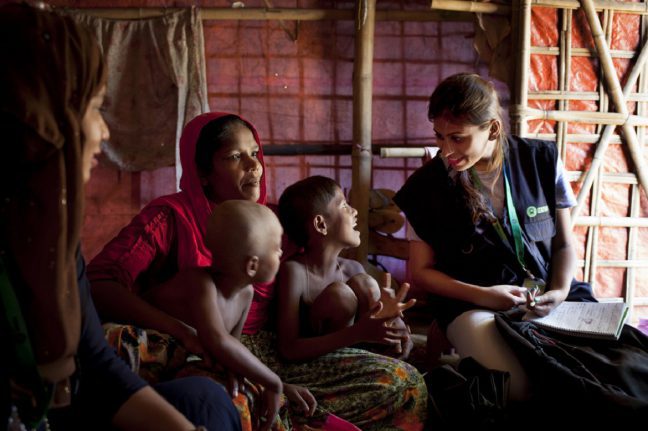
76,7,470,22
583,259,648,268
532,133,617,143
528,90,648,102
575,216,648,227
586,9,611,288
626,185,640,315
567,171,643,184
571,0,648,224
589,149,606,287
380,148,425,158
263,144,432,156
626,14,648,319
556,8,572,159
512,0,532,136
531,46,636,58
521,108,648,126
431,0,648,15
530,132,648,144
351,0,376,266
581,0,648,195
430,0,511,14
533,0,648,13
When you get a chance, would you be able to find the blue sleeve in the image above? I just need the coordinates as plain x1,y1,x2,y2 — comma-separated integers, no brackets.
74,252,147,423
555,157,577,208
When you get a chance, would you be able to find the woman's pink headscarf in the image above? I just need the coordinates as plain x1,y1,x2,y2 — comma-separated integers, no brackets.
156,112,271,333
155,112,267,268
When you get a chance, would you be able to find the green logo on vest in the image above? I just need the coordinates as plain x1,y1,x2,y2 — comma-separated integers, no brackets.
526,205,548,218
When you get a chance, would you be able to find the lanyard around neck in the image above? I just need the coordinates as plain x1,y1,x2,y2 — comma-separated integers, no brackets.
469,164,530,276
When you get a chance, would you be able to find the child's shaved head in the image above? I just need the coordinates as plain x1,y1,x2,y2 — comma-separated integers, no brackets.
206,200,283,279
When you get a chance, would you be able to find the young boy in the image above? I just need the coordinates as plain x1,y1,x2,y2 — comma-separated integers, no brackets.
276,175,415,362
147,200,316,429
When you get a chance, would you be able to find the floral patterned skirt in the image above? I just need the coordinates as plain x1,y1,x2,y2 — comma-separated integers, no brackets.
242,331,428,431
103,323,291,431
104,324,427,430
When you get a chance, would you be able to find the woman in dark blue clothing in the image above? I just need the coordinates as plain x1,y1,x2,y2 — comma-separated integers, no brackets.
0,3,240,430
394,73,595,402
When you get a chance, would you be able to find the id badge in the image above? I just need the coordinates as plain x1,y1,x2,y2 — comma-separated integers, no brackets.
523,277,546,307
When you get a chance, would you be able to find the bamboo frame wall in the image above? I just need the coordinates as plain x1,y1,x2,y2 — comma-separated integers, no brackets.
432,0,648,315
519,0,648,314
76,3,471,267
77,3,647,312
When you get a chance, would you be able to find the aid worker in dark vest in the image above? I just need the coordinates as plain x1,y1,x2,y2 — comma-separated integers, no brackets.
394,73,595,402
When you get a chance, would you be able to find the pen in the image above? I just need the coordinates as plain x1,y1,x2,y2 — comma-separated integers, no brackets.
527,285,540,309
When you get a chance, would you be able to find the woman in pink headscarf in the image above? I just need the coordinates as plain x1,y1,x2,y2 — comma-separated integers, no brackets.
89,112,303,430
89,113,273,348
89,113,427,431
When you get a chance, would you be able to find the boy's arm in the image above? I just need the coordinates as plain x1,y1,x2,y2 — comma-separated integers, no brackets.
231,290,251,340
277,261,399,362
196,286,282,394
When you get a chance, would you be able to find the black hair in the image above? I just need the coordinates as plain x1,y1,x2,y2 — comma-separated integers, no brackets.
194,115,252,177
278,175,340,248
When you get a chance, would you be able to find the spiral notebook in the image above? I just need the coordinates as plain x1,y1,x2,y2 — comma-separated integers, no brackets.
526,301,629,341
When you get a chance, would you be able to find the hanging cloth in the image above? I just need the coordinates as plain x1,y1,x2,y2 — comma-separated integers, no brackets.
68,7,209,172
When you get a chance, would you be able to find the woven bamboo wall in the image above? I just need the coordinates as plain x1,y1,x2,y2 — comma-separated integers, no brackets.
510,0,648,323
429,0,648,324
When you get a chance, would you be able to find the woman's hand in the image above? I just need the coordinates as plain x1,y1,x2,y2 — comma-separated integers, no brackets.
284,383,317,417
226,370,246,398
173,322,212,367
525,288,568,317
479,285,527,310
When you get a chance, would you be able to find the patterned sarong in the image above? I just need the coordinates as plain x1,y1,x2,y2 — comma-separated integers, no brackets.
104,324,427,430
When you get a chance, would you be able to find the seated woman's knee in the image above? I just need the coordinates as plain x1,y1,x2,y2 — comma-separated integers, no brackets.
154,377,241,431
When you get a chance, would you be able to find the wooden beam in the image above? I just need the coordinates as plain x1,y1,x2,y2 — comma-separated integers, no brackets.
580,0,648,205
575,216,648,228
571,30,648,223
431,0,511,14
74,7,470,22
512,0,532,136
262,144,430,156
351,0,376,266
431,0,648,15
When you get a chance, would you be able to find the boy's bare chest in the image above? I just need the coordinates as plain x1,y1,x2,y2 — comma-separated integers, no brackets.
302,266,347,305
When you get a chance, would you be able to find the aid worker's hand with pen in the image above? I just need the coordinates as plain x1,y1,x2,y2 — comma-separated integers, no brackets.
524,288,569,317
